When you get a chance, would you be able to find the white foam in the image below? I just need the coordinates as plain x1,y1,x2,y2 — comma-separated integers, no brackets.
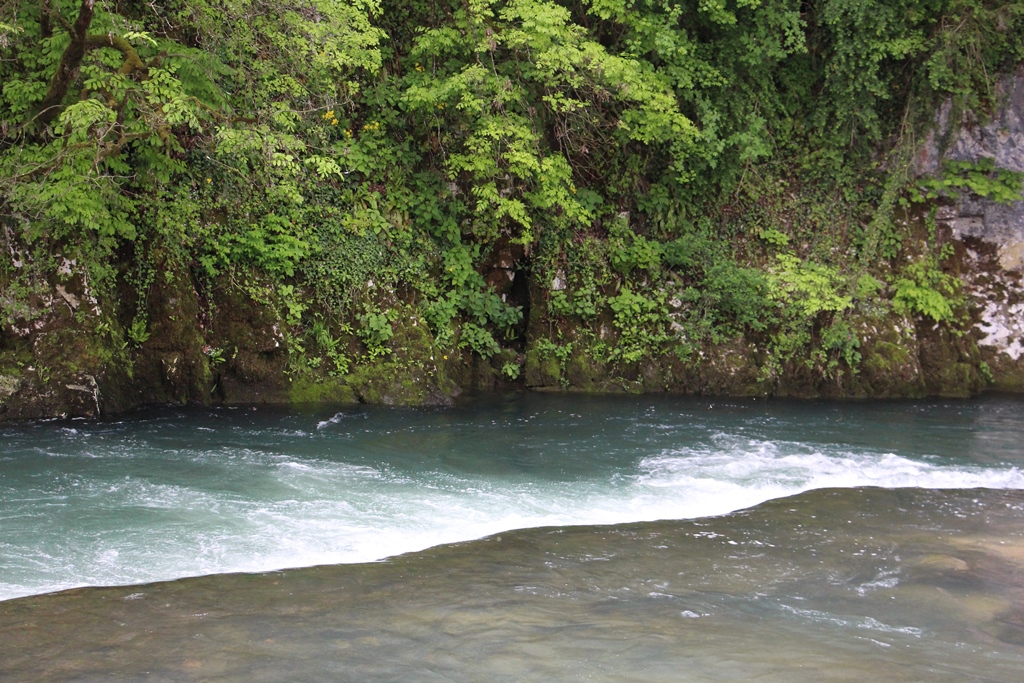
637,437,1024,507
779,604,923,637
2,430,1024,602
317,411,357,430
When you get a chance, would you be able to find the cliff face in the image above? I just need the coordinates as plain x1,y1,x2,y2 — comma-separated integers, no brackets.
0,250,1000,422
6,73,1024,420
0,264,470,421
916,66,1024,391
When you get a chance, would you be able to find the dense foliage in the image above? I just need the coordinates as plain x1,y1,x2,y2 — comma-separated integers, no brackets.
2,0,1023,391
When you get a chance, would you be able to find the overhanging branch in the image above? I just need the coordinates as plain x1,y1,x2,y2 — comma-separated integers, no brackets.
35,0,96,129
85,34,148,77
34,1,151,132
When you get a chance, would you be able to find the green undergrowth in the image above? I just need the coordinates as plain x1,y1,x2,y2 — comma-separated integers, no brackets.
2,0,1024,401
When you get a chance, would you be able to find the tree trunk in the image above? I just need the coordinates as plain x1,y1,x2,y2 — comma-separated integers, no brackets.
35,0,95,129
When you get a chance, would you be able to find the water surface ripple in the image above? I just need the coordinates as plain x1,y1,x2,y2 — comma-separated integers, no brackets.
2,394,1024,601
2,487,1023,682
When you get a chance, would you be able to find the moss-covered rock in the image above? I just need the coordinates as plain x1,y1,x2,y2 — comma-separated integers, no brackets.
0,229,1019,424
524,341,562,388
345,361,442,405
128,264,215,406
204,277,289,404
288,375,358,405
697,338,764,397
980,348,1024,391
566,346,604,390
917,324,986,397
854,313,927,398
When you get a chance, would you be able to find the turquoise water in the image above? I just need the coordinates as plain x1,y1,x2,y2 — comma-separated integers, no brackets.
2,394,1024,681
2,394,1023,601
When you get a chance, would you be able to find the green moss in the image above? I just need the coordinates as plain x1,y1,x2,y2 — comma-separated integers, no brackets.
524,344,561,387
565,343,608,390
932,363,976,398
858,340,923,398
346,361,435,405
388,308,440,365
289,376,357,404
342,304,461,404
864,341,913,373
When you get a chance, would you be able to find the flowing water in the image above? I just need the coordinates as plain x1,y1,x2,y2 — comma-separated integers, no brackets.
1,394,1024,681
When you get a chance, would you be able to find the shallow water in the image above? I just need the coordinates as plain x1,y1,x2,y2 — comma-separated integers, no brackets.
1,394,1024,680
2,487,1022,682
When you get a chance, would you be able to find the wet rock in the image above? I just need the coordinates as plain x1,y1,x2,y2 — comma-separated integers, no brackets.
986,609,1024,646
524,341,562,388
161,352,182,385
854,314,926,398
698,338,763,397
64,374,100,415
909,553,970,574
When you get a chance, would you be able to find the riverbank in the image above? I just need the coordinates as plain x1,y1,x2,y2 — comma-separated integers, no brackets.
2,210,1023,423
4,3,1024,421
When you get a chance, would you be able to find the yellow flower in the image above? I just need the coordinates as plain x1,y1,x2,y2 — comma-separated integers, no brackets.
206,178,212,183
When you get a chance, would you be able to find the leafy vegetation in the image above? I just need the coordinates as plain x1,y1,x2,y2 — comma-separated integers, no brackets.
910,158,1024,204
2,0,1023,400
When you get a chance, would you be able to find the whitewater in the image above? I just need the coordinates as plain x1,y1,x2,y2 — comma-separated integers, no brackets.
2,395,1022,601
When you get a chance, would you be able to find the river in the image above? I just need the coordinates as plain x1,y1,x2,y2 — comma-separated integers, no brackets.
1,394,1023,680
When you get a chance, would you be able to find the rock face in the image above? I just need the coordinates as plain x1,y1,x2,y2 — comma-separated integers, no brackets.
916,66,1024,389
0,251,480,420
8,70,1024,420
918,67,1024,267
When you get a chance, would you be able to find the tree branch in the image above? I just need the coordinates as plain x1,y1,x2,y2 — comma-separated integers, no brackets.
35,0,95,129
85,34,148,77
41,0,74,37
33,2,153,133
